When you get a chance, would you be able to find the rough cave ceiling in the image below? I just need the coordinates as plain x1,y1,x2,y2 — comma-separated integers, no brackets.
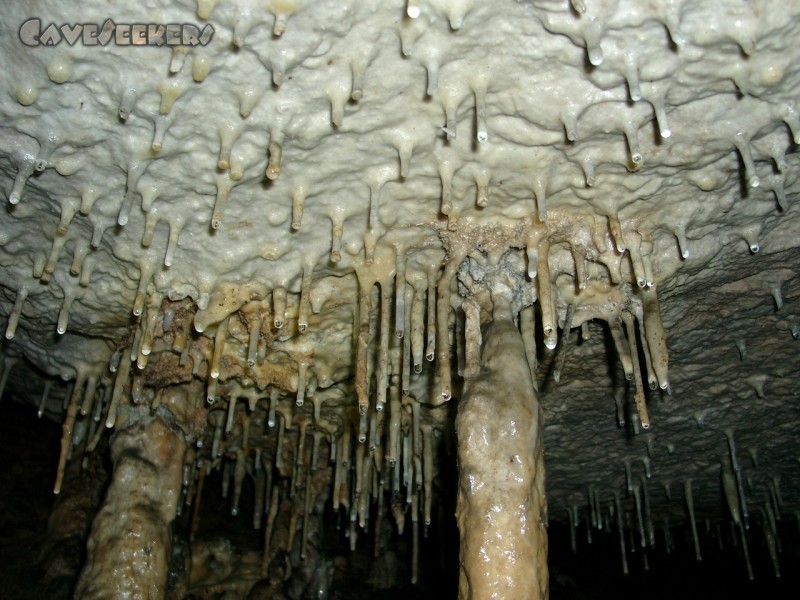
0,0,799,593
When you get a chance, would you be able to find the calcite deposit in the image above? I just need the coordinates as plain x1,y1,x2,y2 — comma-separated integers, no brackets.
0,0,799,598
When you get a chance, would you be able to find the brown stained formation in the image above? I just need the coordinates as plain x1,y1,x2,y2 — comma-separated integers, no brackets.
75,407,188,599
456,296,547,599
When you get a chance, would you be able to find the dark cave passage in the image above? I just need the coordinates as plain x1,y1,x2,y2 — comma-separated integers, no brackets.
2,396,799,600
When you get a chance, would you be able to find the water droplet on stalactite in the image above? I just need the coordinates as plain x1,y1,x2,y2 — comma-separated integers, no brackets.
211,178,231,230
406,0,421,18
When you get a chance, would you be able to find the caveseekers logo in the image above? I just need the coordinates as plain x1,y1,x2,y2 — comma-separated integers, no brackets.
19,18,214,47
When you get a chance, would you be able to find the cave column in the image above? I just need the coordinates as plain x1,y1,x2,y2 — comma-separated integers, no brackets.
455,296,548,599
74,404,188,600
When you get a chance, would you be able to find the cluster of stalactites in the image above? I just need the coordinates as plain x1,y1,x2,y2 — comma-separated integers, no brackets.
564,430,789,581
40,213,674,502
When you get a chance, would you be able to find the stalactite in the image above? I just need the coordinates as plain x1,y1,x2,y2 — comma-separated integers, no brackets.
520,304,537,386
209,317,228,380
425,266,437,362
411,280,425,373
636,314,658,389
611,320,634,380
273,287,287,329
247,314,261,367
295,361,308,407
54,372,85,493
402,284,413,395
330,214,344,263
298,264,312,333
684,479,702,562
474,87,488,143
4,288,28,339
355,277,373,415
623,312,650,428
439,161,454,217
394,248,407,339
725,429,750,529
537,240,557,349
462,300,482,378
553,304,575,383
376,284,390,410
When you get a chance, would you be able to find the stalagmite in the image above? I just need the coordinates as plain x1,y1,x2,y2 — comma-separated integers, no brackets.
456,293,547,599
76,408,188,599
